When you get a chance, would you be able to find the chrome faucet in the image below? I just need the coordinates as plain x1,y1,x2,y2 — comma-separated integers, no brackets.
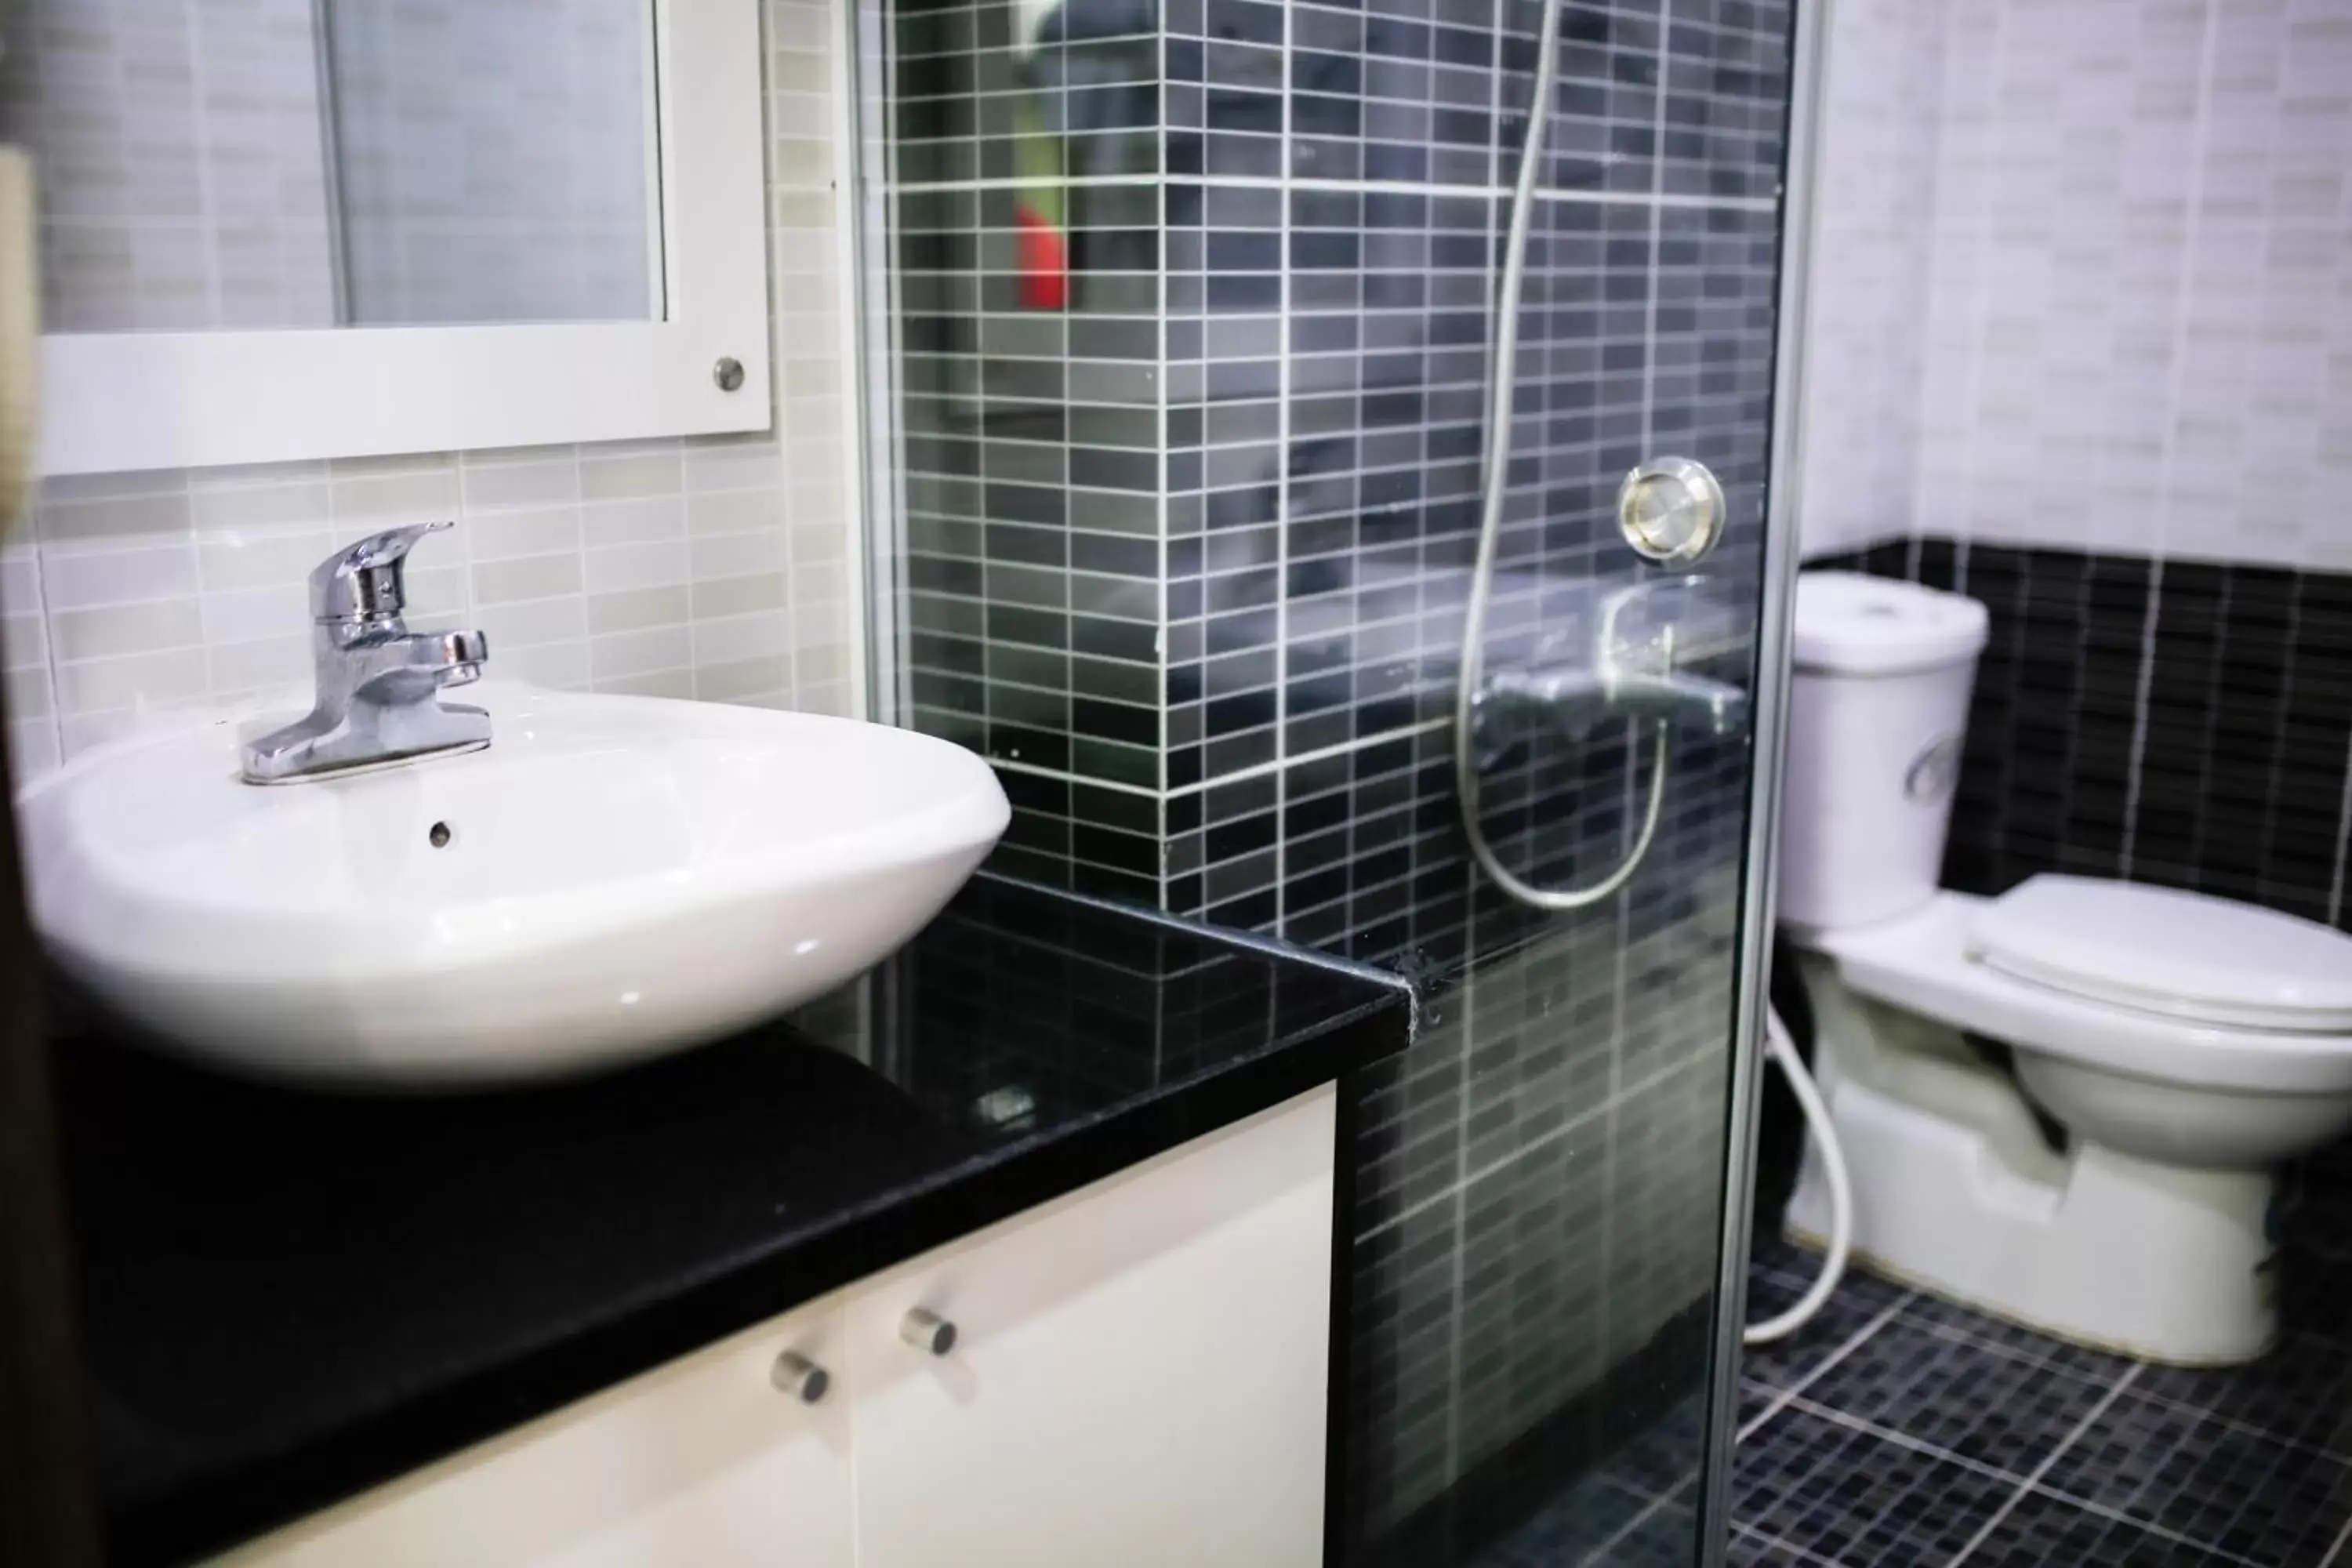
241,522,491,784
1468,580,1751,768
1472,652,1750,750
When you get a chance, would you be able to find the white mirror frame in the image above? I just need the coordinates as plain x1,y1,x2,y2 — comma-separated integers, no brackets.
37,0,769,478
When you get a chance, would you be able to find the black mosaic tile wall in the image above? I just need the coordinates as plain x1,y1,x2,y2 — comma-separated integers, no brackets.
1820,539,2352,933
869,0,1797,1556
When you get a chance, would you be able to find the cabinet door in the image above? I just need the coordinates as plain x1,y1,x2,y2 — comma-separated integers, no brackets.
215,1300,855,1568
849,1085,1337,1568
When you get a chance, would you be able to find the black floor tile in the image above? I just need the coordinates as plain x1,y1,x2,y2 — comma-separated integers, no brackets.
1470,1474,1657,1567
1590,1504,1703,1561
1726,1527,1827,1566
1459,1232,2352,1566
2135,1331,2352,1460
1721,1241,2352,1565
1790,1314,2113,1474
1601,1392,1708,1499
1741,1240,1909,1393
1732,1406,2021,1565
1739,1374,1784,1432
2039,1391,2352,1566
1593,1497,1700,1567
1965,1487,2250,1566
1900,1290,2143,1384
1751,1233,1911,1316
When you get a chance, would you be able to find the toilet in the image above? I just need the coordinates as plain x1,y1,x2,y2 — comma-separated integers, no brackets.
1775,571,2352,1365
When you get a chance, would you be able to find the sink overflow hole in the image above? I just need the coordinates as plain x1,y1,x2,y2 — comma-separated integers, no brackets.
428,822,453,849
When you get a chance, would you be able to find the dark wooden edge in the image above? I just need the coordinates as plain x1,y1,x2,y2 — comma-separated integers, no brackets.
0,644,103,1562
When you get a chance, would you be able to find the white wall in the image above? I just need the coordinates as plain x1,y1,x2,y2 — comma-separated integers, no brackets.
1798,0,2352,572
1791,0,1947,560
0,0,859,774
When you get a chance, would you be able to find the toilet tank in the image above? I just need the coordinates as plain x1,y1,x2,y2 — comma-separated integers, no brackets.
1777,572,1991,932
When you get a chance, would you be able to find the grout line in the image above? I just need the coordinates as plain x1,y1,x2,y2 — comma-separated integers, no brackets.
1152,12,1170,811
974,751,1160,799
884,171,1780,211
1733,1523,1835,1566
1919,0,1997,593
1168,715,1451,797
24,514,65,770
1944,1364,2141,1566
1449,0,1507,1490
982,713,1454,805
1271,0,1294,933
2114,555,2162,881
2328,727,2352,927
2121,0,2221,879
1778,1396,2020,1482
178,0,227,326
2318,1512,2352,1568
1580,1486,1685,1567
2145,0,2222,567
1735,1294,1911,1443
1639,0,1671,461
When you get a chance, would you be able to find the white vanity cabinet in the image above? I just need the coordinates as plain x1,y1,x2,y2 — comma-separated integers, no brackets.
213,1296,860,1568
217,1087,1336,1568
849,1083,1335,1568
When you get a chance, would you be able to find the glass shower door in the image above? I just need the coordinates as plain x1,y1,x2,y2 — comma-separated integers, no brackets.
849,0,1821,1560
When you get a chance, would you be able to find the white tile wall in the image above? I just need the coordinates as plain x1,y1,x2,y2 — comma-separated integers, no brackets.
1798,0,2352,573
2160,0,2352,570
1793,0,1947,559
2,0,859,777
1914,0,2214,559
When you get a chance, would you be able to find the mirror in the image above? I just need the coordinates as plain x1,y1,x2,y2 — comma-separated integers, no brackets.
4,0,662,335
16,0,767,477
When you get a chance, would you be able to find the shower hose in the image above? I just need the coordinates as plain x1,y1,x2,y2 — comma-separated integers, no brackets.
1452,0,1853,1348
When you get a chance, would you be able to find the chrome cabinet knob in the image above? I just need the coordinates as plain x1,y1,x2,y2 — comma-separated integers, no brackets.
771,1350,830,1404
899,1308,958,1356
1617,456,1727,565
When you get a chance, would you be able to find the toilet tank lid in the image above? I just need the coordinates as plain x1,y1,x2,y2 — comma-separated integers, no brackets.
1967,875,2352,1031
1792,572,1989,675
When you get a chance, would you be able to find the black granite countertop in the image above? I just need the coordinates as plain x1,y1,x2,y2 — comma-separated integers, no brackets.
51,876,1413,1565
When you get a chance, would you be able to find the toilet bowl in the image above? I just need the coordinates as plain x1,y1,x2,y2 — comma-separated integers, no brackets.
1775,572,2352,1364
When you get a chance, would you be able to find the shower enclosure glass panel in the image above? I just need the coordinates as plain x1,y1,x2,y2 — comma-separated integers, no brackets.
851,0,1807,1560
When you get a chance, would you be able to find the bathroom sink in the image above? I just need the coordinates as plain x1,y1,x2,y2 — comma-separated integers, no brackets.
18,684,1009,1087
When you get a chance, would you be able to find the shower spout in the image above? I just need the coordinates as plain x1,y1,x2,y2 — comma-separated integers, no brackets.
1470,653,1751,768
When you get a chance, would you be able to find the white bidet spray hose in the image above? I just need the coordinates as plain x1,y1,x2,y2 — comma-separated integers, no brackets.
1460,0,1854,1345
1743,1007,1851,1345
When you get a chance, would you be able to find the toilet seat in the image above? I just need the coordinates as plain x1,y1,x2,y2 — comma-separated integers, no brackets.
1968,875,2352,1032
1808,893,2352,1095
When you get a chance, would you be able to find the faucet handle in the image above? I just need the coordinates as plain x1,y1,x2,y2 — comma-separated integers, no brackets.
310,521,453,624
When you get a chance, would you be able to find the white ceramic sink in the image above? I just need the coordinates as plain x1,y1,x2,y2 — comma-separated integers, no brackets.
18,684,1008,1087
